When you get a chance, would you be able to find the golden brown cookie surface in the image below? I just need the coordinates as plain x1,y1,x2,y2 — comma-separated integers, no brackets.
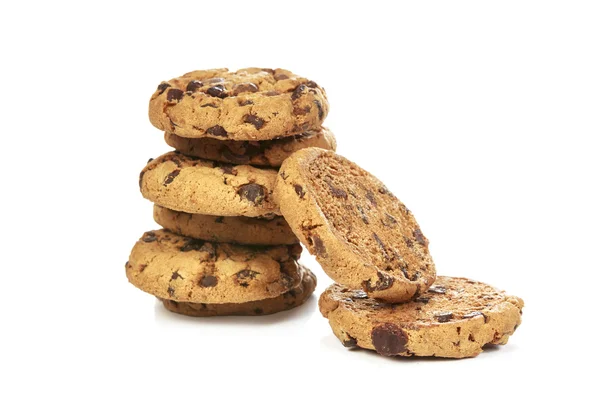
160,266,316,317
153,205,298,245
164,127,336,167
149,68,329,141
319,277,524,358
126,230,302,304
140,152,279,217
275,148,436,302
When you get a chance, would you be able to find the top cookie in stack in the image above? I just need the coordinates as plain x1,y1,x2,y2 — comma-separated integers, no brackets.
128,68,334,317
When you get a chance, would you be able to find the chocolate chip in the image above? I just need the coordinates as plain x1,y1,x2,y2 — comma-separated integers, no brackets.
166,88,184,102
238,99,254,106
199,275,218,287
468,333,476,342
233,82,258,95
434,312,454,323
366,191,377,206
206,84,227,98
378,185,390,195
157,82,171,95
313,100,324,120
147,158,154,164
237,183,266,204
186,80,203,92
139,264,147,272
243,114,265,129
428,285,447,294
414,297,430,303
404,237,414,248
363,272,394,292
254,308,264,315
326,180,347,199
293,105,311,115
200,103,218,108
163,169,180,186
215,216,224,223
343,335,358,348
351,291,368,300
357,205,369,224
294,184,305,199
308,234,327,257
372,233,389,261
413,228,427,246
206,125,228,137
179,238,206,252
274,73,289,81
167,287,175,296
291,84,306,100
171,271,182,280
236,269,259,280
306,81,318,88
462,311,489,323
142,231,157,243
220,165,237,175
371,323,408,356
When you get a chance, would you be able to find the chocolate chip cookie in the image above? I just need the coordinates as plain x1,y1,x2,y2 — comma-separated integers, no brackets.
319,277,524,358
164,127,336,167
153,205,298,245
159,265,316,317
126,230,302,304
149,68,329,141
140,152,279,217
274,148,436,303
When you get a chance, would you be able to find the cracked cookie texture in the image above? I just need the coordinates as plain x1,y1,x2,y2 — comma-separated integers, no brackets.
319,277,524,358
274,148,436,303
164,127,336,167
140,151,279,217
153,205,298,245
126,229,302,304
159,266,316,317
149,68,329,141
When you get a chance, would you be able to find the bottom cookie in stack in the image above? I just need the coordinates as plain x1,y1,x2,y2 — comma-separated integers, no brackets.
319,277,523,358
126,229,316,316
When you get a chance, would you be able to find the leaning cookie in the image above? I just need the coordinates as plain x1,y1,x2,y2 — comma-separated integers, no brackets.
140,152,279,217
160,266,316,317
275,148,436,303
149,68,329,141
164,127,337,167
126,230,302,304
319,277,524,359
153,205,298,246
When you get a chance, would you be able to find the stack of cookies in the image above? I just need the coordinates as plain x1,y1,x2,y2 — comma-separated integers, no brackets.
126,68,334,316
273,148,524,358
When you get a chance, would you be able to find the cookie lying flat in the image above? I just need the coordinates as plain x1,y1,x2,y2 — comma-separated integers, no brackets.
160,266,316,317
164,127,337,167
319,277,524,358
149,68,329,141
275,148,435,303
126,230,302,304
140,152,279,217
153,205,298,246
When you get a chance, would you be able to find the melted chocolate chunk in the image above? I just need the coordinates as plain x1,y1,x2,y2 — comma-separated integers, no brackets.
237,183,266,204
207,84,228,98
413,228,427,246
291,84,306,100
294,184,305,199
366,191,377,206
434,312,454,323
157,82,171,95
236,269,259,280
371,323,408,356
326,180,348,199
166,88,184,102
186,80,203,92
274,73,289,81
163,169,180,186
243,114,265,129
351,291,368,300
206,125,228,137
171,271,182,280
343,335,358,348
313,100,324,120
142,231,157,243
199,276,218,287
167,287,175,296
306,81,318,88
179,238,206,252
428,285,447,294
363,272,394,292
308,234,327,257
233,82,258,95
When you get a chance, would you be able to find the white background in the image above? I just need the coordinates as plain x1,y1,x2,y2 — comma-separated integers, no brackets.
1,1,598,398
